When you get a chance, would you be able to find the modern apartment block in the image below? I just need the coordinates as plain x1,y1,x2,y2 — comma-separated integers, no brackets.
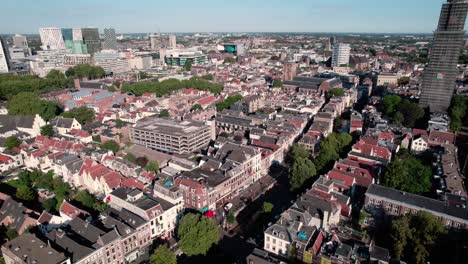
331,43,351,67
420,0,468,113
130,117,212,154
103,28,118,50
39,27,66,50
0,37,11,73
365,184,468,229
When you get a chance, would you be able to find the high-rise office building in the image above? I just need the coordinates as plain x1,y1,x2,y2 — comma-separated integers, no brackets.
0,37,11,73
81,27,101,54
168,34,177,49
103,28,117,50
420,0,468,113
150,34,161,51
39,27,65,50
331,43,351,67
12,34,28,49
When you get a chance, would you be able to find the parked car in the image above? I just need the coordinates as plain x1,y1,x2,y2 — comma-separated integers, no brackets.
224,202,233,211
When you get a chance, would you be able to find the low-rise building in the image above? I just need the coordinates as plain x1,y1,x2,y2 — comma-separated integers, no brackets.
130,117,212,154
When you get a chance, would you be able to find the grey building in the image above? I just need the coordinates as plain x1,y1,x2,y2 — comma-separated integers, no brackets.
103,28,117,50
81,27,101,54
130,117,212,154
420,0,468,113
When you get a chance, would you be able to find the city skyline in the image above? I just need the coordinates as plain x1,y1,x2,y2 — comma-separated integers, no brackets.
1,0,464,34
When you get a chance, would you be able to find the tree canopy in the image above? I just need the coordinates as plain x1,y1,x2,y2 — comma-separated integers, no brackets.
4,136,21,150
191,104,203,111
121,77,224,97
101,140,120,153
0,72,72,99
7,92,61,121
262,202,274,213
327,88,345,98
382,95,424,128
145,161,159,173
223,57,236,64
62,106,95,125
150,245,176,264
40,124,54,137
65,64,105,79
390,212,445,264
314,133,352,173
216,94,243,112
382,151,431,195
448,95,466,132
159,109,170,118
178,213,219,256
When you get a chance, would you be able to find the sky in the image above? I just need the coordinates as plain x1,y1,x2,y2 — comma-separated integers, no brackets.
0,0,463,34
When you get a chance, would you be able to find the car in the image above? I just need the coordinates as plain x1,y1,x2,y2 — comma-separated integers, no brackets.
224,202,233,211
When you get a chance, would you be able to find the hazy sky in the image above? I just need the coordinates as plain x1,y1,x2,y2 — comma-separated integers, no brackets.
0,0,462,34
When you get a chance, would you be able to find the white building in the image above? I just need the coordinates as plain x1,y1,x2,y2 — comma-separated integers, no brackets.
168,34,177,49
94,50,130,75
12,34,28,49
332,43,351,67
39,27,65,50
150,34,161,51
72,28,82,41
0,37,11,73
29,49,67,77
128,56,153,70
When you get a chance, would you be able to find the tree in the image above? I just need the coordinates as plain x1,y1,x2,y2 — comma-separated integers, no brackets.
216,94,243,112
150,245,176,264
135,156,148,167
393,111,404,126
115,118,125,128
399,99,424,128
390,212,445,264
6,228,18,241
184,59,193,71
74,190,97,210
7,92,60,121
65,64,105,79
369,48,377,56
382,153,431,195
40,125,54,137
398,76,411,86
262,202,274,213
290,157,316,191
125,153,137,163
226,211,236,224
159,109,170,118
101,140,120,153
16,186,35,201
42,198,57,212
145,161,159,173
273,79,283,88
449,95,466,132
224,57,236,64
178,213,219,256
62,106,95,125
382,95,402,116
327,88,345,98
113,81,121,89
4,136,21,149
200,74,214,80
191,104,203,111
